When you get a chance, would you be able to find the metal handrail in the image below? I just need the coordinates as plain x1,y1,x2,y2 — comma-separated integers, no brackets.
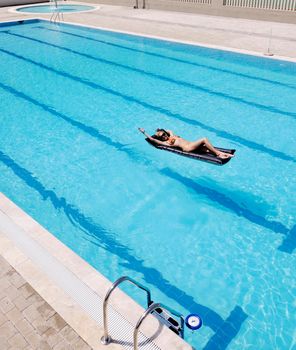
134,0,146,9
133,302,185,350
101,276,152,345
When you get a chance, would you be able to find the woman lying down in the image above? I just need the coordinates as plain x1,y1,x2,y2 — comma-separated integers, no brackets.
138,128,234,159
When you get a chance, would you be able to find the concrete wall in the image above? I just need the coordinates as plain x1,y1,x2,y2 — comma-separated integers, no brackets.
146,0,296,23
81,0,296,23
0,0,48,7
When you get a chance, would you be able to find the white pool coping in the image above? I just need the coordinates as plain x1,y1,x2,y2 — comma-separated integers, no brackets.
0,193,192,350
47,17,296,63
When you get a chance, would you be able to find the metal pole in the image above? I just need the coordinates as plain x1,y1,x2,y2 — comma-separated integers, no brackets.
264,28,274,56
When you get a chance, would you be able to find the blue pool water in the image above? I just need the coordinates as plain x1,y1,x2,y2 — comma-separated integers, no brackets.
0,19,295,349
16,4,95,13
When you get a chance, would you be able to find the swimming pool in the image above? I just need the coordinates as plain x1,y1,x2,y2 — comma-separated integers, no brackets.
0,19,295,349
16,4,96,13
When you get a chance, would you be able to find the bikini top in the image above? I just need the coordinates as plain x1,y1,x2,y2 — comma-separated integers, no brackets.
168,137,176,145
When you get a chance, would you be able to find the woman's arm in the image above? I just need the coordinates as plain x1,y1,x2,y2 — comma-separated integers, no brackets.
138,128,167,146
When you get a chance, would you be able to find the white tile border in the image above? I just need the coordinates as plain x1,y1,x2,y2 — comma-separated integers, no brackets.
0,193,192,350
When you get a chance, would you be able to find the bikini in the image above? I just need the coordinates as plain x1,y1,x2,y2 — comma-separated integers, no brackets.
168,137,176,145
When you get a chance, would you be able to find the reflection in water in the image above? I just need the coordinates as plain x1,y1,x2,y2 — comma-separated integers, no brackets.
161,168,295,254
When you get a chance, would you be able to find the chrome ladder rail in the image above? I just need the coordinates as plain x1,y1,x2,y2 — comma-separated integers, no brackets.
50,0,64,23
134,0,145,9
101,276,152,345
133,302,184,350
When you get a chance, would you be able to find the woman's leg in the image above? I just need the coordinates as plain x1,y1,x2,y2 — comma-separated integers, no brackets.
185,138,232,158
185,138,219,155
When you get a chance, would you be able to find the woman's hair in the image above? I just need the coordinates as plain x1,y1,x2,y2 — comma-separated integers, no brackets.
152,129,170,141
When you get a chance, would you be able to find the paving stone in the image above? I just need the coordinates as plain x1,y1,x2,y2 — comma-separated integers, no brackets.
3,284,19,301
8,272,26,289
72,337,92,350
6,307,23,325
0,289,6,300
15,319,34,337
8,332,28,349
53,340,72,350
43,327,63,348
25,330,43,349
0,310,7,327
1,267,13,279
14,296,33,312
18,283,35,300
37,302,56,321
26,293,43,305
0,258,11,278
0,277,11,291
23,305,41,324
31,315,51,335
37,340,52,350
0,320,17,339
0,335,10,350
60,325,79,343
5,268,16,277
47,313,66,332
0,297,15,314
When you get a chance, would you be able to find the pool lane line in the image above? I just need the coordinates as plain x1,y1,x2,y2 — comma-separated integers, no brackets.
36,25,296,92
0,47,295,166
278,224,296,254
0,81,147,164
0,149,247,346
161,168,292,238
0,79,294,254
4,30,296,121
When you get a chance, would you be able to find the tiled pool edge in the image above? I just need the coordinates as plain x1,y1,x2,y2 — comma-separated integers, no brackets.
0,193,192,350
0,14,296,64
57,18,296,64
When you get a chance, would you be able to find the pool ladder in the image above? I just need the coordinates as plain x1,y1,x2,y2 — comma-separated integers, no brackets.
101,276,184,350
134,0,146,9
50,0,64,23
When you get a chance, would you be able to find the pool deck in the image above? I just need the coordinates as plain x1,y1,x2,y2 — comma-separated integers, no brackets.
0,2,296,349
